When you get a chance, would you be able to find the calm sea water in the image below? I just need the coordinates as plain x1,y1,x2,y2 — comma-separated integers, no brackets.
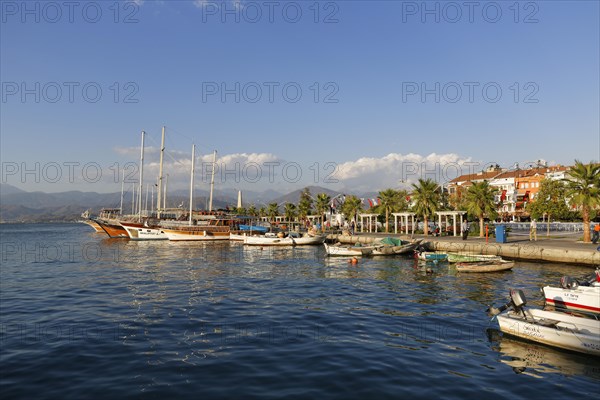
1,223,598,399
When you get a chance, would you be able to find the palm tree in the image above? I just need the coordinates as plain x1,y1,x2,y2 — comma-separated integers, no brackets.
341,195,363,227
563,160,600,243
284,202,297,224
315,193,331,227
378,188,400,233
258,206,266,218
246,204,258,217
266,202,279,223
464,181,498,237
410,178,441,235
297,188,313,223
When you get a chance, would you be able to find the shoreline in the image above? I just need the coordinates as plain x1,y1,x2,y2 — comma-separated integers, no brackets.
329,233,600,267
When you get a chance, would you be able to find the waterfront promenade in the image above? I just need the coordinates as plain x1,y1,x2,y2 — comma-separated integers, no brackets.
328,231,600,267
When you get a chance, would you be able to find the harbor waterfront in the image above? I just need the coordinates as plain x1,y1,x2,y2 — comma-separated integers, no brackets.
1,223,599,399
330,233,600,267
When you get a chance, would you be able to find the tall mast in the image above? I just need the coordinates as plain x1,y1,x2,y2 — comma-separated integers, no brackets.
209,150,217,212
164,174,168,211
189,144,195,225
157,126,165,218
119,169,125,215
138,131,145,222
131,184,135,214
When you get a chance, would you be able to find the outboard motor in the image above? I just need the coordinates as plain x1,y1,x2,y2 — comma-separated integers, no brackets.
560,276,579,289
487,289,527,317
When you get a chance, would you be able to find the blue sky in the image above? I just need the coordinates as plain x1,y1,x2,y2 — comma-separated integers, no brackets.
1,0,599,194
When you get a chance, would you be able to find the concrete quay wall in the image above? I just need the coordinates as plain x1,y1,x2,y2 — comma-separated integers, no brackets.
328,234,600,266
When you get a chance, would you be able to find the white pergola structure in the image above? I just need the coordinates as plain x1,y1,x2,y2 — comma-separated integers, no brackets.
392,212,416,235
434,211,467,237
358,213,379,233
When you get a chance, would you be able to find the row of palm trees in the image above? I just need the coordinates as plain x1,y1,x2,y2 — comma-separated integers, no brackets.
234,160,599,243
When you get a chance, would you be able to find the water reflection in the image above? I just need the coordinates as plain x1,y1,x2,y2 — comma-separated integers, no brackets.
487,328,600,381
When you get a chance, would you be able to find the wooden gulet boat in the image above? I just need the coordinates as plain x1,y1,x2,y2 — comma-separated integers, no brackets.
94,218,129,238
488,289,600,356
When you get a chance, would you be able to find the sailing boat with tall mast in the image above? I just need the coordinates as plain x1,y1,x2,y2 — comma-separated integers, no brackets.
162,145,231,241
120,126,169,240
94,131,148,238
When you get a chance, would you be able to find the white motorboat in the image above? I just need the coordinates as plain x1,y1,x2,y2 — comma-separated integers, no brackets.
244,232,325,246
488,289,600,356
323,242,374,257
542,270,600,315
120,221,168,240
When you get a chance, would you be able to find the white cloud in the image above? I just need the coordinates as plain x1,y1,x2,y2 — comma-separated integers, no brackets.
333,153,475,192
110,148,479,194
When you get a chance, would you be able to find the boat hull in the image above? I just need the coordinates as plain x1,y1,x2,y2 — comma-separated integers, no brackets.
163,227,230,241
244,234,325,246
456,261,514,272
324,243,373,256
497,308,600,356
447,253,502,263
418,252,448,261
543,285,600,315
82,219,104,233
120,222,168,241
94,219,129,238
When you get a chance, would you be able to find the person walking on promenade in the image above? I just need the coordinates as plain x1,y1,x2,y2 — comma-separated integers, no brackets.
593,222,600,244
529,219,537,241
461,220,469,240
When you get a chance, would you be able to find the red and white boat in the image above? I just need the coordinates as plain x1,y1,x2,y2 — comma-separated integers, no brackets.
543,270,600,315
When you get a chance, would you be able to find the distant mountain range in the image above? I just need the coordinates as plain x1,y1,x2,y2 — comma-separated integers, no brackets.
0,183,374,223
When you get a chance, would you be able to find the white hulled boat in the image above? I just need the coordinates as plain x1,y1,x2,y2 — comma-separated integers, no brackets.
488,289,600,356
543,270,600,315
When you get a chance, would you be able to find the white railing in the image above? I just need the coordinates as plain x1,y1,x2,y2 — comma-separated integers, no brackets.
505,222,585,232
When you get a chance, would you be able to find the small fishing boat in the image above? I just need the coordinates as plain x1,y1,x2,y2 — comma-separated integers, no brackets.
324,242,374,256
542,269,600,315
371,238,422,256
447,253,503,263
416,251,448,262
244,232,325,246
456,259,514,273
488,289,600,356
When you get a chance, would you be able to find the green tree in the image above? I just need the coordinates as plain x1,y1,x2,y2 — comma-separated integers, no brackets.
315,193,331,227
341,195,363,227
284,202,297,224
563,160,600,243
246,204,258,217
410,178,441,235
258,206,266,218
526,179,570,236
378,188,400,233
267,202,279,223
464,181,498,237
235,207,246,215
297,188,313,223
